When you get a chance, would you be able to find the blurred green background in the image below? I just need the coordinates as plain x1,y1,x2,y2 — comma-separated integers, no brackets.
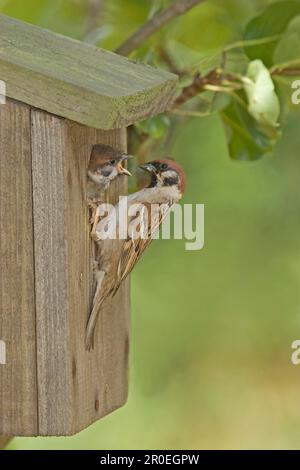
2,0,300,450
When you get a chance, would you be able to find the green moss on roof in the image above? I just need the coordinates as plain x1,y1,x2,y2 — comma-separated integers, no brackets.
0,14,178,129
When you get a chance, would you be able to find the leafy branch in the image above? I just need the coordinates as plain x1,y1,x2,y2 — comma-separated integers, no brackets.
271,59,300,76
124,0,300,163
173,70,242,108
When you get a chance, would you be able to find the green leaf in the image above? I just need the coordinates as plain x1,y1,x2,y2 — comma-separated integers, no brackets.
222,101,276,161
242,60,280,127
273,16,300,63
135,115,171,139
274,31,300,64
244,0,300,67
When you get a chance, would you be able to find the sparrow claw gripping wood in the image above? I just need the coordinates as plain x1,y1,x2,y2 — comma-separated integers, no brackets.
90,209,101,241
88,201,98,225
85,159,186,351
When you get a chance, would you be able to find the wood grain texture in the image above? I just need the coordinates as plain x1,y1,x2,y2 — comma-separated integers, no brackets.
0,14,177,130
0,437,11,449
31,110,130,435
0,99,38,435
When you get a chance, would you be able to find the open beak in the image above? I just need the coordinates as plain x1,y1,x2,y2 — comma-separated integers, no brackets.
139,163,156,174
117,154,132,177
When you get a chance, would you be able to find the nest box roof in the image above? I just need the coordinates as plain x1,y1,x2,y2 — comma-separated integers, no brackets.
0,14,178,130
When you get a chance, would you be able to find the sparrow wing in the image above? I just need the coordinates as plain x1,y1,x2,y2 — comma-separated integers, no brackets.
86,200,173,349
112,201,173,295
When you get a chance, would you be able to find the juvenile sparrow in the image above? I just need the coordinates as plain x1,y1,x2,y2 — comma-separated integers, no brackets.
86,159,186,350
87,144,132,234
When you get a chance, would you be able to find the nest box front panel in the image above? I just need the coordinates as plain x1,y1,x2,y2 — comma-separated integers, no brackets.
0,98,130,436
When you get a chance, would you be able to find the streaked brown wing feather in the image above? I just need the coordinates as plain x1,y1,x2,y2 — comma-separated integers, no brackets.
112,202,173,295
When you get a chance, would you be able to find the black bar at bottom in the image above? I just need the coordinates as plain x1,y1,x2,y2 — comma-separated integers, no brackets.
0,450,297,465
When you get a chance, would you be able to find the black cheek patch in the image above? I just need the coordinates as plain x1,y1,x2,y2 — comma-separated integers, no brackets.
102,168,112,177
164,176,178,186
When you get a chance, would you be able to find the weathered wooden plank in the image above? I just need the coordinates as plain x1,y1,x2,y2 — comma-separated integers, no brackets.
0,437,11,449
0,99,38,435
31,110,129,435
0,14,177,130
31,111,72,435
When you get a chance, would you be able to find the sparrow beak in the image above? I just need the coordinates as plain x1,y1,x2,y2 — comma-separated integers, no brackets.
139,163,156,174
117,157,132,176
117,154,132,177
121,153,133,161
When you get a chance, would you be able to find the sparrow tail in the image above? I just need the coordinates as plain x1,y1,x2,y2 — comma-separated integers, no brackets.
85,299,104,350
85,269,106,351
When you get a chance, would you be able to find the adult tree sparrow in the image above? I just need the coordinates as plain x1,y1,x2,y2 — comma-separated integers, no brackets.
87,144,132,235
86,159,186,350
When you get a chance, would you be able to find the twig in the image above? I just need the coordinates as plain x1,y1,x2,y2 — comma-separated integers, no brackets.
272,67,300,77
170,108,217,118
173,71,213,107
270,58,300,74
223,34,282,53
173,69,234,108
208,51,226,114
115,0,206,56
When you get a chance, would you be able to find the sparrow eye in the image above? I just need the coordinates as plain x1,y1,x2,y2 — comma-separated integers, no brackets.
109,159,116,165
160,163,168,171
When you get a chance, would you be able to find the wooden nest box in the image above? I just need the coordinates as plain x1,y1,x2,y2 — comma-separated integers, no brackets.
0,14,177,436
